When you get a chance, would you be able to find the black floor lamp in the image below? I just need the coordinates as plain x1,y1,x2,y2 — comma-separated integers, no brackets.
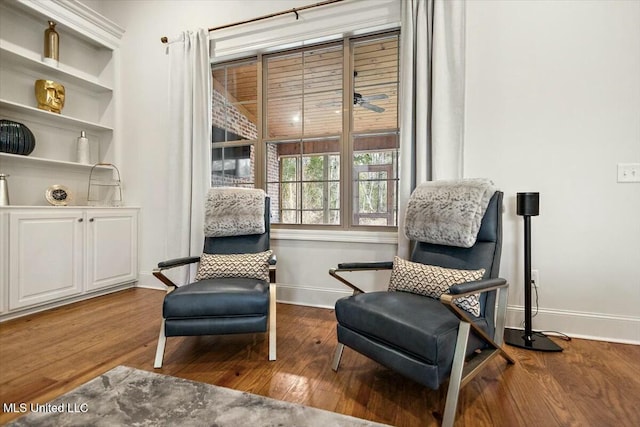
504,192,563,352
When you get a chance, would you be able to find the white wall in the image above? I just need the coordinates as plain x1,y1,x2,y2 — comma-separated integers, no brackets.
465,0,640,343
92,0,398,306
93,0,639,343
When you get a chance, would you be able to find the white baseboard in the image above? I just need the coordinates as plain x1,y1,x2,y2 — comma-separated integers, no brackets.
276,283,352,309
136,271,165,291
0,282,135,323
506,305,640,345
134,276,639,345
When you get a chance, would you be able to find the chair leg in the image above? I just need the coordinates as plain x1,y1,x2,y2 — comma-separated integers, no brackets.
494,286,509,346
332,343,345,372
154,319,167,369
268,283,277,361
442,321,471,427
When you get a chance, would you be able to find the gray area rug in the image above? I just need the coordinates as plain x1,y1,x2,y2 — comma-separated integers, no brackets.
8,365,388,426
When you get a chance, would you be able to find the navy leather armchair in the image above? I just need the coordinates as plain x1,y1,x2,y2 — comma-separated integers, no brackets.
330,190,514,426
153,195,276,368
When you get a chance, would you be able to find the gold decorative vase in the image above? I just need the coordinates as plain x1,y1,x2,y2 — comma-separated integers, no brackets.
35,79,65,114
43,20,59,66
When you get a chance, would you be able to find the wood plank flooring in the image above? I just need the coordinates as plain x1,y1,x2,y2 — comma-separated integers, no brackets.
1,288,638,426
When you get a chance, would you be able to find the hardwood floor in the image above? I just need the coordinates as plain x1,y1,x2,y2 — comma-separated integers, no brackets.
1,288,638,426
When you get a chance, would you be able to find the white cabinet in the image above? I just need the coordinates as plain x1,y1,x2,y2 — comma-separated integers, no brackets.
1,207,138,317
0,3,133,320
0,212,8,314
0,0,125,206
86,209,138,291
8,210,84,310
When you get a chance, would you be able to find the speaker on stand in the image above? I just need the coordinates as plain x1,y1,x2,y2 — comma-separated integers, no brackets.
504,192,562,352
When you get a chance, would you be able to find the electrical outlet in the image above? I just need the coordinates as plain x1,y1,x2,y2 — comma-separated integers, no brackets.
617,163,640,183
531,269,539,288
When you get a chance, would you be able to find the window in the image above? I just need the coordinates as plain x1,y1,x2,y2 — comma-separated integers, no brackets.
211,31,399,228
351,35,400,227
211,60,258,188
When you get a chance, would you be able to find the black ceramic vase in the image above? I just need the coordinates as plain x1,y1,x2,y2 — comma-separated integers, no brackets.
0,119,36,155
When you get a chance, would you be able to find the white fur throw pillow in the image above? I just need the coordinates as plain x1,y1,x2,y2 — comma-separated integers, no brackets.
404,179,496,248
388,256,484,317
204,187,265,237
195,250,272,282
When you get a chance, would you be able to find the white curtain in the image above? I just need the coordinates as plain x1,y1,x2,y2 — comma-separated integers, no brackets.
397,0,466,257
165,29,212,284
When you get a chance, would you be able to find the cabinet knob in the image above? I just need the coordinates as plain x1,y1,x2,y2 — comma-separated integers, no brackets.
89,218,94,222
78,218,83,222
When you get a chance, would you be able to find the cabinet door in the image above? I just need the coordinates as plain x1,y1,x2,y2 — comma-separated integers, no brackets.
9,211,84,310
0,211,7,314
86,210,138,291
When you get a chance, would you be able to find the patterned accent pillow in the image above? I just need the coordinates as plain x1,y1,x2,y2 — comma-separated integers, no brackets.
195,250,273,282
388,256,485,317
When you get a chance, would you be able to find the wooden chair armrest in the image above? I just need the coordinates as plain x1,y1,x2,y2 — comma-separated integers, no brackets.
329,261,392,295
336,261,393,270
157,256,201,270
441,282,515,365
448,278,507,296
153,256,201,291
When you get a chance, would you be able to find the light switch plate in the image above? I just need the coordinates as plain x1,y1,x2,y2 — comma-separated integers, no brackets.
617,163,640,183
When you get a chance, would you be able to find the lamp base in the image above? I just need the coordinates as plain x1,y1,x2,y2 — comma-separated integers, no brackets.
503,328,563,352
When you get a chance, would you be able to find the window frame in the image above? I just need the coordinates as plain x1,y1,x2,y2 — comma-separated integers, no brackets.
211,29,400,231
276,151,341,225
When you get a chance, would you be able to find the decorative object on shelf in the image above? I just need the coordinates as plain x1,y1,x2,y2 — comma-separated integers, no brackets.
88,163,123,207
46,184,71,206
0,174,10,206
43,20,60,66
76,131,90,164
0,119,36,155
35,79,65,113
504,192,563,352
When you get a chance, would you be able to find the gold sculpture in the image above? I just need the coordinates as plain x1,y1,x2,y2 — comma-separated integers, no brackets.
35,80,65,113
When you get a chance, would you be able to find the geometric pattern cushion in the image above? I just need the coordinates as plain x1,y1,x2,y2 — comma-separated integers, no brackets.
195,250,272,282
388,256,484,317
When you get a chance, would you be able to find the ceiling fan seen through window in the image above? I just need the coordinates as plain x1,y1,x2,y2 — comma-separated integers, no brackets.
317,71,388,113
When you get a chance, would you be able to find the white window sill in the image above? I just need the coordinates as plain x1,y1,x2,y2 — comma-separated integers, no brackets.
271,228,398,244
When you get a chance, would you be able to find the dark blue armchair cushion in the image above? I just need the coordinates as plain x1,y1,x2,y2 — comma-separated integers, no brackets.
335,291,489,366
164,277,269,319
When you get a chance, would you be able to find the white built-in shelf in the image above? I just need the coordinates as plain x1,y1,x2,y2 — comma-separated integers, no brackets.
0,0,124,207
0,152,112,170
0,99,113,132
0,39,113,93
10,0,125,50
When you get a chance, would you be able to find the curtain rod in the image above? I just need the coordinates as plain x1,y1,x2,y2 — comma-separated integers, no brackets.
160,0,345,43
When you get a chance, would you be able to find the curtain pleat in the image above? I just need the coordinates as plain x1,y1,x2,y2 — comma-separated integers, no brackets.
397,0,466,258
166,29,212,284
